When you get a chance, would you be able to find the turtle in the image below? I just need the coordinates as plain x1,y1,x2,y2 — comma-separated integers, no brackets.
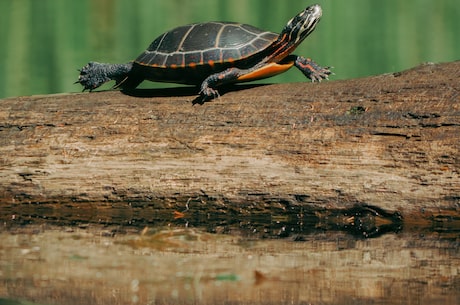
77,4,331,104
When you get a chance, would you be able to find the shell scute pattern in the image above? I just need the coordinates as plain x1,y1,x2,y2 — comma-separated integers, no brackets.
135,22,278,69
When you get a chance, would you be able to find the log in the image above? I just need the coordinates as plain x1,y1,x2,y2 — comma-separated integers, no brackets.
0,61,459,228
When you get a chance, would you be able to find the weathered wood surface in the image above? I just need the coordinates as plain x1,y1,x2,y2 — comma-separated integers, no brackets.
0,61,459,218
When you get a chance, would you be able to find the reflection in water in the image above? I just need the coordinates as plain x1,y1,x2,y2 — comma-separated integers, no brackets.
0,221,458,305
0,203,406,239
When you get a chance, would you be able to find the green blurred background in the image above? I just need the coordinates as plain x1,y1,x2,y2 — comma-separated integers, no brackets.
0,0,458,99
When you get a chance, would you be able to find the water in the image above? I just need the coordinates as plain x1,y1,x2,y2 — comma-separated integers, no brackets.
0,206,458,305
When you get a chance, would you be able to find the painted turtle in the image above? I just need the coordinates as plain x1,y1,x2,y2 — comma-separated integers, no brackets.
77,4,331,104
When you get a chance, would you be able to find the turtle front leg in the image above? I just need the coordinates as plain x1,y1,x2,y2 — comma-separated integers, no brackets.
194,68,242,104
293,56,332,82
77,62,133,91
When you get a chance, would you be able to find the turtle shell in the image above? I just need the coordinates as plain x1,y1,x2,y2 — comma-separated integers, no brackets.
133,22,278,85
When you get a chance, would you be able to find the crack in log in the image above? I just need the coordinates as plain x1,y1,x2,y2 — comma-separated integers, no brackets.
0,123,59,131
404,112,441,119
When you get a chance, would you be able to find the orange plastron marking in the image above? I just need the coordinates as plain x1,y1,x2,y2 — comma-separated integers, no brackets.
237,61,294,82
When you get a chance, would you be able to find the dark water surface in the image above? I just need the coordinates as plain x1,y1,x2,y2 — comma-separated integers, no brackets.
0,206,458,305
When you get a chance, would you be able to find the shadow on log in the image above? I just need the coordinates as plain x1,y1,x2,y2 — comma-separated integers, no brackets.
0,61,459,231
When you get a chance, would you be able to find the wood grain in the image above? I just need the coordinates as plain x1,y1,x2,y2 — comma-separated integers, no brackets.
0,61,459,218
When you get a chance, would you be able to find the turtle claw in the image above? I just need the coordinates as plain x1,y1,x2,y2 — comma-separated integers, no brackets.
294,56,332,82
193,85,220,105
310,66,333,82
192,96,206,105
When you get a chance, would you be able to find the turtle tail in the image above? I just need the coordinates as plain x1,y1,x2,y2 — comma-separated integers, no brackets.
113,74,143,91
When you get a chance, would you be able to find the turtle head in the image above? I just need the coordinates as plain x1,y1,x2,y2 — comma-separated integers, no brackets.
281,4,322,47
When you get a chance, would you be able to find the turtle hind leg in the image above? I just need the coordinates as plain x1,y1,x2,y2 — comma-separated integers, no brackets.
77,62,133,91
293,56,332,82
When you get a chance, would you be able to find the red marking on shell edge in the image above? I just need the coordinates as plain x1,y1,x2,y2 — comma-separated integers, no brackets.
170,64,178,69
188,62,197,68
208,60,215,68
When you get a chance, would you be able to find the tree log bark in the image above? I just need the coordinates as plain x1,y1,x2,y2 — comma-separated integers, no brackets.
0,61,459,222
